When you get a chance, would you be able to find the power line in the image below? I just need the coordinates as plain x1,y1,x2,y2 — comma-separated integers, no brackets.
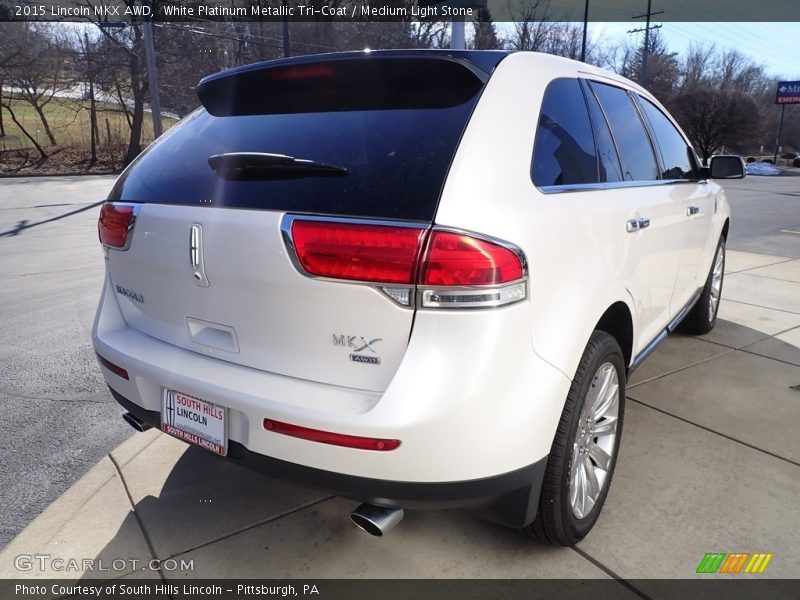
628,0,663,86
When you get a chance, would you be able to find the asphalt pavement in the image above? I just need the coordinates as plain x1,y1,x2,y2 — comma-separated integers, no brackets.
0,176,131,549
722,171,800,258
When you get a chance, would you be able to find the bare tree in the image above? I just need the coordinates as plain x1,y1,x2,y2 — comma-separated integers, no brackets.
505,0,558,51
0,23,72,147
86,1,150,166
669,87,759,164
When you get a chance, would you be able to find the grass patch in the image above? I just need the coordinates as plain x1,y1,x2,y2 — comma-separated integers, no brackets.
0,96,174,152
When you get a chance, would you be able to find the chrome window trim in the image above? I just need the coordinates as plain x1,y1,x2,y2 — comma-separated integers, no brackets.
538,179,703,195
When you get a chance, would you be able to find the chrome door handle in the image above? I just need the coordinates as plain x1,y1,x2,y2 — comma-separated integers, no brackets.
626,218,651,233
687,206,700,216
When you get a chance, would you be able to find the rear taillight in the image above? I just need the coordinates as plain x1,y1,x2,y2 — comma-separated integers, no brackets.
98,203,137,249
285,216,527,309
417,230,527,309
420,231,524,285
290,220,427,284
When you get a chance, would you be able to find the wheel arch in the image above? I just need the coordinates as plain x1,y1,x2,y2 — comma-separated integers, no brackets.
594,301,634,369
721,218,730,240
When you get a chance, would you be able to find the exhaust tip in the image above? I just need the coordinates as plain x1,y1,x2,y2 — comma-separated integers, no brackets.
123,412,152,432
350,504,404,537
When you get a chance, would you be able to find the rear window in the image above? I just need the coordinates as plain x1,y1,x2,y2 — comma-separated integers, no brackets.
109,57,486,222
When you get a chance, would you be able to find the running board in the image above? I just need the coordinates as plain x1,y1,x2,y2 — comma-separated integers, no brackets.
628,287,703,375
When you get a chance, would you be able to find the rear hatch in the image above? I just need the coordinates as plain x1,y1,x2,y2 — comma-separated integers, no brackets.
102,51,500,392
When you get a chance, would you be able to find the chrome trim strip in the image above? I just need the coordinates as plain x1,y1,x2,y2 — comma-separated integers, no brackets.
417,280,528,310
628,329,667,375
538,179,702,195
629,286,704,374
667,287,704,333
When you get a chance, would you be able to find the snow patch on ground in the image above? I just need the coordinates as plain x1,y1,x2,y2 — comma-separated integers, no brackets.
746,162,783,176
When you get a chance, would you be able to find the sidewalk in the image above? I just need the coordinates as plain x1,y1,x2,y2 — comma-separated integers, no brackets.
2,250,799,582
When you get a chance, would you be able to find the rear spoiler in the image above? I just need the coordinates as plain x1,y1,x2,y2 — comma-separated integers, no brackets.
196,50,510,117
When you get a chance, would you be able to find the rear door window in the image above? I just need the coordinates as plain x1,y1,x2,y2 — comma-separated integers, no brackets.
589,82,660,182
531,78,598,187
638,97,696,180
581,82,624,183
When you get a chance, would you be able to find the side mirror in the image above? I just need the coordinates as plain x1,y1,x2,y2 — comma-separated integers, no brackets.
708,155,746,179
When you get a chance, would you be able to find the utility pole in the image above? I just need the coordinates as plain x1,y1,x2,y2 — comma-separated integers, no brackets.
142,17,163,138
772,104,786,164
451,17,465,49
628,0,663,87
580,0,589,62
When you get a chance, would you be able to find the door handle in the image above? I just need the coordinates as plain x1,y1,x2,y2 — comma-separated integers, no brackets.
686,206,700,216
626,218,651,233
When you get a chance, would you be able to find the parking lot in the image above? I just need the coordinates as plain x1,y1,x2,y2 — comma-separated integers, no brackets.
1,174,799,586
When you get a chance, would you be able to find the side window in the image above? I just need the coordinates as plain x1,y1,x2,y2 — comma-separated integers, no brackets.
581,82,623,183
589,82,659,182
638,97,695,180
532,78,598,187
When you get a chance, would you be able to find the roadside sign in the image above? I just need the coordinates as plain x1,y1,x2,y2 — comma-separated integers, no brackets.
776,81,800,104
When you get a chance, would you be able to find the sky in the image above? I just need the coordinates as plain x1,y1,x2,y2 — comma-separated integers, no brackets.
591,22,800,80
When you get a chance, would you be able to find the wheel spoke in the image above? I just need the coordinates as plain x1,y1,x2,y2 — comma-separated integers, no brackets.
575,461,587,518
587,441,612,471
569,453,581,508
583,454,600,500
591,365,614,414
593,416,618,436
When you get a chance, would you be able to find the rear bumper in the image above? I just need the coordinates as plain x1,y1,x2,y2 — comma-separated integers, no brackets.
110,386,548,527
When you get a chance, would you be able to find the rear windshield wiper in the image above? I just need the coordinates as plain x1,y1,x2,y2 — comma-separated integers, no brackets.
208,152,348,180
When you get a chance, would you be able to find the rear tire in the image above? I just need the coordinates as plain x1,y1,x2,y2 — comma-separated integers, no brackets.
678,237,725,335
523,331,625,545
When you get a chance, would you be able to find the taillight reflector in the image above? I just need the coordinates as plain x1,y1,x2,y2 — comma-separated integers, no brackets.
98,204,135,248
96,352,129,380
291,220,427,284
420,231,524,286
264,419,401,451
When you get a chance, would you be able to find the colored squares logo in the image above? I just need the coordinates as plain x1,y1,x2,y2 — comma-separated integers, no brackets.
696,552,773,574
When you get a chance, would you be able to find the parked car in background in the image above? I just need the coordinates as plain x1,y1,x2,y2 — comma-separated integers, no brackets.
93,50,743,545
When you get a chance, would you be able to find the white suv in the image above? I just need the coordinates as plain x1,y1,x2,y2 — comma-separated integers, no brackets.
92,50,742,545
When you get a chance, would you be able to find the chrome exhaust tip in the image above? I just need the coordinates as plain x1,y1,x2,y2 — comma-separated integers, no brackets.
122,412,152,432
350,504,404,537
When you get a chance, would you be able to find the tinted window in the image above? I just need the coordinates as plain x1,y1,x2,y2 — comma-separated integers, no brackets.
582,84,623,183
590,82,659,181
109,58,485,222
639,97,695,180
532,78,597,187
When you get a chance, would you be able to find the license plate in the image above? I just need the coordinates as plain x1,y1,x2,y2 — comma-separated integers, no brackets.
161,389,227,456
